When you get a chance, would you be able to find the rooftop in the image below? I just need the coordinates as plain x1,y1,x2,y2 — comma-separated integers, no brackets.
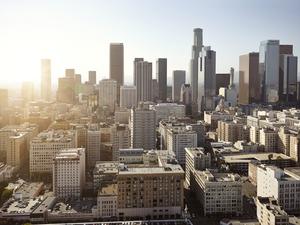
221,152,292,163
98,184,118,196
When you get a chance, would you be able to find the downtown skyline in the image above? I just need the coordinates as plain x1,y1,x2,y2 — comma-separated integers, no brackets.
0,0,300,86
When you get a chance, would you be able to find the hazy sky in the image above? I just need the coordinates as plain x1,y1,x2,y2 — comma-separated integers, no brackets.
0,0,299,87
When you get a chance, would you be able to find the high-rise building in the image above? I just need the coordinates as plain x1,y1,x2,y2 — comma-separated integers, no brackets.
110,124,130,161
41,59,51,101
56,77,75,104
6,132,26,170
150,103,186,124
87,128,101,169
239,52,260,105
110,43,124,103
156,58,167,101
259,40,280,103
29,130,76,176
65,68,75,78
152,79,159,102
120,86,137,109
172,70,186,102
53,148,85,199
199,46,216,111
217,120,249,143
98,79,117,112
21,81,34,103
259,127,278,152
290,134,300,163
166,127,197,165
279,54,298,102
180,84,192,104
134,59,152,102
88,71,97,85
0,89,8,110
215,73,230,95
130,103,156,150
190,28,203,106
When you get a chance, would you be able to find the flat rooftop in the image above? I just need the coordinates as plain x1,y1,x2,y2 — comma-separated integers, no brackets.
222,152,291,163
119,164,184,175
98,184,118,196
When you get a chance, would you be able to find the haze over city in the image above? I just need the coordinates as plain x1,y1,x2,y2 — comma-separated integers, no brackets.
1,0,300,86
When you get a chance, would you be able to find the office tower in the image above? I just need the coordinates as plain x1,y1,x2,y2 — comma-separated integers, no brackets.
120,86,137,109
75,125,87,149
56,77,75,104
259,40,280,103
180,84,192,104
278,127,291,156
172,70,186,102
280,45,293,55
166,127,197,164
41,59,51,101
21,81,34,103
129,103,156,150
75,74,81,84
98,79,117,112
239,52,260,105
156,58,167,101
87,128,101,169
110,43,124,103
29,130,76,176
88,71,97,85
215,73,230,95
259,128,278,152
152,79,159,102
110,124,130,161
279,55,298,102
190,28,203,105
0,89,8,109
134,59,153,102
65,68,75,78
218,68,237,107
191,170,242,216
185,147,211,186
186,122,206,146
53,148,85,199
150,103,186,124
199,46,216,111
257,165,300,212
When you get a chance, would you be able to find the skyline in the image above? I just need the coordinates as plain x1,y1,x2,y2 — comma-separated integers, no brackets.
1,0,300,86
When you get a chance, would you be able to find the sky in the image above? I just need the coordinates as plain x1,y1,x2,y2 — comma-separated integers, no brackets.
0,0,300,88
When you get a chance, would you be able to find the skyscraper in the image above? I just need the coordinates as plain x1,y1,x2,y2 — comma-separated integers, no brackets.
259,40,280,103
172,70,186,102
239,52,260,105
134,59,152,103
215,73,230,95
120,86,137,109
0,89,8,109
99,79,117,112
190,28,203,105
279,55,298,102
156,58,167,101
110,43,124,103
88,71,97,85
57,77,75,104
41,59,51,101
199,46,216,111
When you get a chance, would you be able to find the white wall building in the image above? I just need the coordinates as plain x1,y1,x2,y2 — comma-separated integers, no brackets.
150,103,186,124
172,70,186,102
53,148,85,199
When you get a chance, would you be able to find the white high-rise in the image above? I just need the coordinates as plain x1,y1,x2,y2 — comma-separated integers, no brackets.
190,28,203,105
130,103,156,150
120,86,137,109
53,148,85,199
99,79,117,112
172,70,186,102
